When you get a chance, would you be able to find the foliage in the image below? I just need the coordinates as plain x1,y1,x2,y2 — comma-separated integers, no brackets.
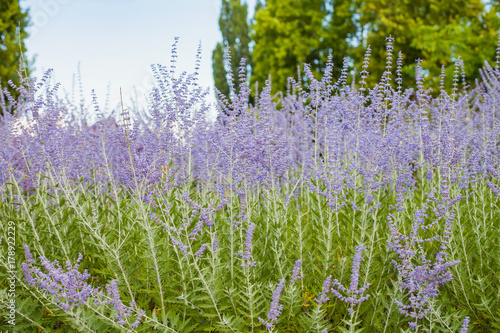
212,0,254,104
0,0,31,114
251,0,357,95
351,0,500,92
215,0,500,97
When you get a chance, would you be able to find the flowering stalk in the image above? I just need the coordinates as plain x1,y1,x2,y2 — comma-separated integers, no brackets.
387,200,461,330
259,279,285,331
331,244,371,314
237,222,256,268
21,245,145,328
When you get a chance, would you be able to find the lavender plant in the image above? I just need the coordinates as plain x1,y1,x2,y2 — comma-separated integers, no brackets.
0,34,499,332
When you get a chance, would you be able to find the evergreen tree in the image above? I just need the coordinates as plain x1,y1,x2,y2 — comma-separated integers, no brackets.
0,0,31,113
212,0,253,101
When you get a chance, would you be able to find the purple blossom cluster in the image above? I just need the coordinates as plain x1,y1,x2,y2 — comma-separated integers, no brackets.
21,245,145,328
194,243,209,258
331,244,371,314
387,199,461,328
314,275,332,304
22,245,93,311
0,36,499,208
103,280,145,327
212,232,219,251
237,222,257,268
290,259,303,284
314,245,371,314
460,316,470,333
259,279,285,330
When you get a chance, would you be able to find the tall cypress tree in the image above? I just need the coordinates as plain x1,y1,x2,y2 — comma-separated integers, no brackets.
0,0,31,114
212,0,253,101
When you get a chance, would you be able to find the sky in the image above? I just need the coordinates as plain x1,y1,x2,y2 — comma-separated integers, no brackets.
22,0,258,122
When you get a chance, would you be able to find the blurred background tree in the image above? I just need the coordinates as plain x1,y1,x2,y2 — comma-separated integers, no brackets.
353,0,500,92
250,0,325,95
213,0,500,99
0,0,31,115
251,0,356,95
212,0,254,102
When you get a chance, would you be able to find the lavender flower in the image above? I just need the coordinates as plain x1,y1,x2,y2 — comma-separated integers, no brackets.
259,279,285,330
388,202,460,322
212,233,219,251
486,180,500,197
314,275,332,304
21,245,145,328
330,245,371,313
348,244,367,293
460,316,470,333
170,236,189,256
22,245,93,310
106,280,134,324
237,222,256,268
189,220,204,240
194,243,208,258
290,259,303,284
131,309,146,328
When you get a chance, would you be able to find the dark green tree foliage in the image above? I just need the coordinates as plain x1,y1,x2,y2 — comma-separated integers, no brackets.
251,0,323,95
320,0,357,72
353,0,500,92
250,0,356,95
0,0,30,108
212,0,252,100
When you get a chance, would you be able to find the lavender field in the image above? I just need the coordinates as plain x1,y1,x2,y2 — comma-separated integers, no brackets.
0,37,499,332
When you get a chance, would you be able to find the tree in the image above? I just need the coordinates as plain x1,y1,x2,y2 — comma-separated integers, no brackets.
0,0,31,112
212,0,253,101
250,0,357,96
217,0,500,100
352,0,500,92
320,0,357,75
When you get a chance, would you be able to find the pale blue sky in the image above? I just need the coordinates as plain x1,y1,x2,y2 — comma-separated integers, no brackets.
22,0,257,119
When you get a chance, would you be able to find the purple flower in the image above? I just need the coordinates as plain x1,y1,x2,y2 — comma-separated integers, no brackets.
348,244,367,294
259,279,285,330
105,280,135,324
21,245,145,328
194,243,208,258
212,233,219,251
388,201,460,322
486,180,500,197
460,316,470,333
314,275,332,304
237,222,256,268
290,259,303,284
330,245,371,313
170,236,188,256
